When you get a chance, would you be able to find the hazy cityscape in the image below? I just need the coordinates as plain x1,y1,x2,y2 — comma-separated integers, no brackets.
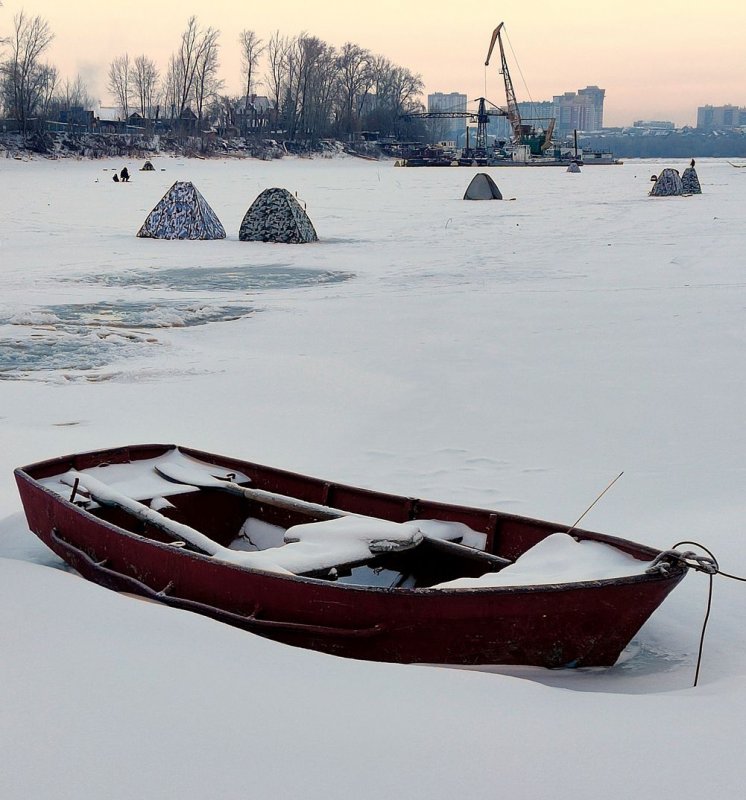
428,90,746,157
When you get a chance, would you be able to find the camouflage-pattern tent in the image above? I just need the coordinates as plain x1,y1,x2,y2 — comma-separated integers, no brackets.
681,166,701,194
463,173,503,200
566,162,581,173
239,188,318,243
137,181,226,240
649,168,683,197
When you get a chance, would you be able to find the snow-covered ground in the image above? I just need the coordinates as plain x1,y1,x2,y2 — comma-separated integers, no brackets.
1,154,744,798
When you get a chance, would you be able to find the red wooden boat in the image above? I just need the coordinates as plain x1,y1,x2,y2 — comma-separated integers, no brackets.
15,444,689,668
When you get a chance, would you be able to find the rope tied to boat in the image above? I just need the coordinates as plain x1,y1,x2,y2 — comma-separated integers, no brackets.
645,549,718,576
650,540,746,687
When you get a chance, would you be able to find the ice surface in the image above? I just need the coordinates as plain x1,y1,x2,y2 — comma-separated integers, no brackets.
1,156,745,800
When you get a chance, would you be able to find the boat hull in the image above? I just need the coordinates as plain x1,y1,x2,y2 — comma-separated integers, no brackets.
15,444,686,667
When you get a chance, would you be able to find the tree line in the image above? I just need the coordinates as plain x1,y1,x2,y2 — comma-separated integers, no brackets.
0,8,426,142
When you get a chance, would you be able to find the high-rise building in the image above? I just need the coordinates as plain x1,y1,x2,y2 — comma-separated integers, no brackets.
427,92,467,142
697,105,746,130
552,86,605,135
427,92,467,114
578,86,605,129
517,101,555,129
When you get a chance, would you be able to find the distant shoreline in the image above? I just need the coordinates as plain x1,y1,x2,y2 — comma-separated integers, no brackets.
0,131,388,163
3,131,744,165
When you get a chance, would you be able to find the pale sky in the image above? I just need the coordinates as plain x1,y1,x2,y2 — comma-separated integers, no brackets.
2,0,745,126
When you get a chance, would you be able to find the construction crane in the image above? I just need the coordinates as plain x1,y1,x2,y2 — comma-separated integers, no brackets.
398,21,554,165
485,22,555,154
403,96,507,154
485,23,522,144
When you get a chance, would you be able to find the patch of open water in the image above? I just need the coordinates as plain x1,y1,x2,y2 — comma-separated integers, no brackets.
0,265,355,379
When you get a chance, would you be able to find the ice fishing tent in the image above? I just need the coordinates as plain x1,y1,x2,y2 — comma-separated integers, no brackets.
566,162,581,173
137,181,226,240
649,168,683,197
239,188,318,243
140,160,155,171
463,173,503,200
681,166,702,194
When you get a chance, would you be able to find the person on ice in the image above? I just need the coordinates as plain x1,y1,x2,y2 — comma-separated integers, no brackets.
120,167,130,182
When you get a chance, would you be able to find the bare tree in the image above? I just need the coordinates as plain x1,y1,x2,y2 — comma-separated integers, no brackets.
163,55,180,119
238,29,264,113
281,34,303,138
0,11,55,134
172,16,199,117
35,62,57,120
169,16,220,124
307,42,340,139
50,74,94,120
373,59,425,139
47,73,93,126
107,53,131,118
292,35,338,141
336,42,373,137
130,55,159,119
390,67,423,116
193,27,221,128
367,60,423,136
63,74,94,109
264,30,290,129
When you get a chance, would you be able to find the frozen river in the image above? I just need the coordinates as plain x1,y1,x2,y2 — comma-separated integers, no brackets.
1,153,745,799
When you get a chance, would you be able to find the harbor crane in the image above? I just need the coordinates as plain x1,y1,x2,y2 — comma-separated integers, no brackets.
485,22,555,153
403,96,507,153
398,21,556,164
485,22,522,144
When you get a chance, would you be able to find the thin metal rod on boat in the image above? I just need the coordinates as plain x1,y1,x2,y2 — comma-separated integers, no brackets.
566,472,624,535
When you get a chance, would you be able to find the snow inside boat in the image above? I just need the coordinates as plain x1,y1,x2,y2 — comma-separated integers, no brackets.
15,444,689,667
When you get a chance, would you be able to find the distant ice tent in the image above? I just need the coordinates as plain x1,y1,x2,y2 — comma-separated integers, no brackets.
566,161,581,173
140,160,155,171
649,168,683,197
463,173,503,200
239,188,318,243
681,166,702,194
137,181,226,240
